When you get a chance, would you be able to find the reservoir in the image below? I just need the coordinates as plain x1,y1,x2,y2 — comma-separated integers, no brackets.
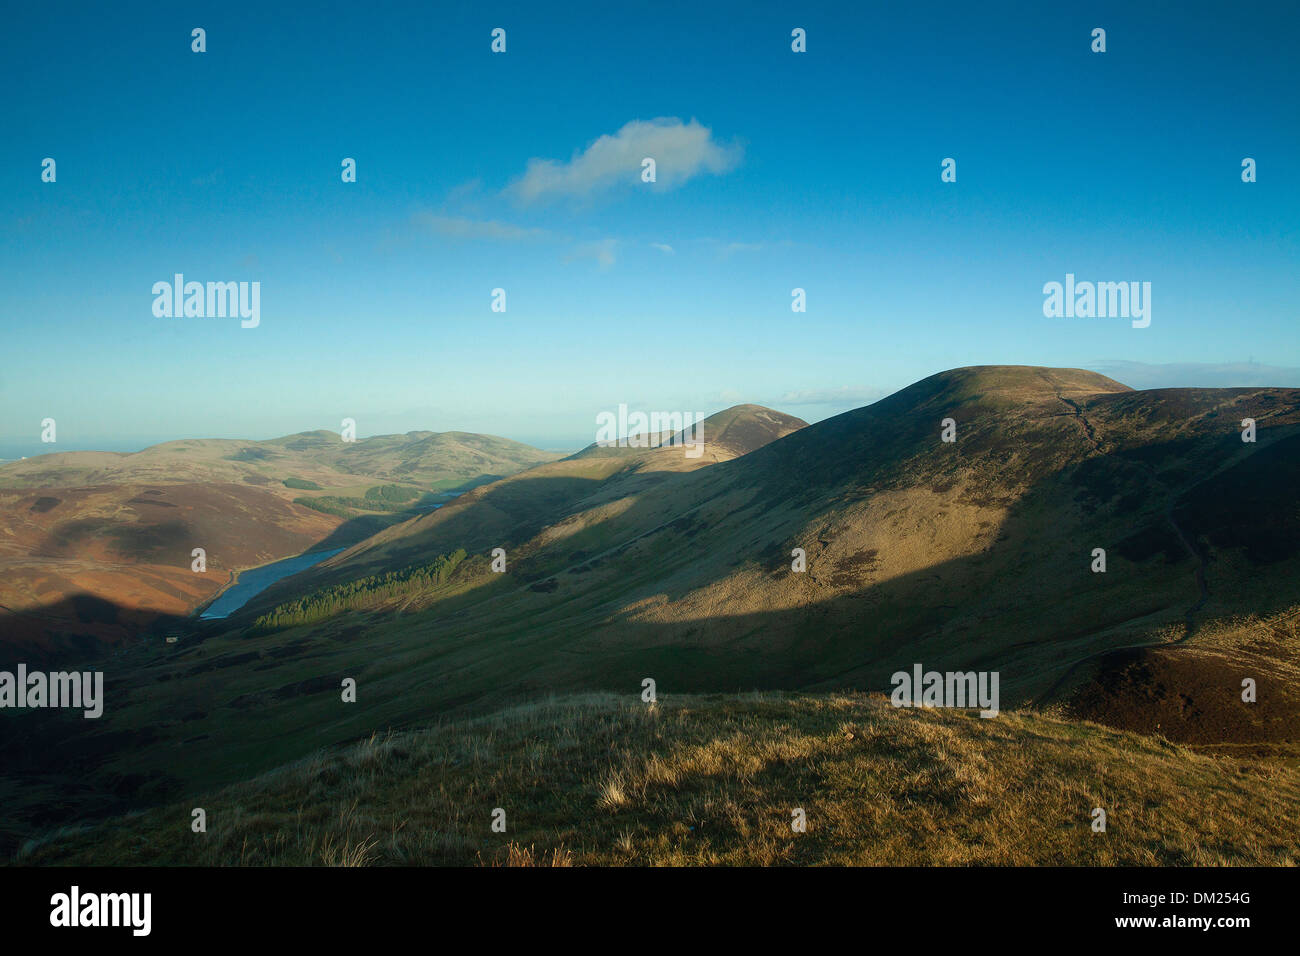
199,547,346,620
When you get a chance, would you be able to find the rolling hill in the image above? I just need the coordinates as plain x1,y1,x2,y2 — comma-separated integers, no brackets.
0,430,562,665
263,403,808,597
0,429,562,490
4,366,1298,860
568,404,807,463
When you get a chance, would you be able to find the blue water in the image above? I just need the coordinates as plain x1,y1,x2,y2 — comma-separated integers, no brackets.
199,548,345,620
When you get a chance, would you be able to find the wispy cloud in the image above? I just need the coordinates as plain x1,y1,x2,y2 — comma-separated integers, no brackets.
650,242,675,255
564,238,618,268
413,212,549,242
720,241,767,256
1090,360,1300,389
681,237,794,258
776,386,887,407
507,118,741,204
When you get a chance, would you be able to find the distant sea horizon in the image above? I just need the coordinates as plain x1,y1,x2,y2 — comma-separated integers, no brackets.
0,438,168,461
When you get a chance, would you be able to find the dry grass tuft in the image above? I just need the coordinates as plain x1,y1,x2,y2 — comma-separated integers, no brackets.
20,691,1300,867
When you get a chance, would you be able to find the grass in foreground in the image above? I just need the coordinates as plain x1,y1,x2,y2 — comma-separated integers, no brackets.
19,692,1299,866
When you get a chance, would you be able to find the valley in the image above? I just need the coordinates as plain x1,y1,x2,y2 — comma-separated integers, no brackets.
3,366,1298,864
0,430,562,666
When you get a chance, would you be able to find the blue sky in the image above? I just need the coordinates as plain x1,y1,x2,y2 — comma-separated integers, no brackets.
3,0,1297,456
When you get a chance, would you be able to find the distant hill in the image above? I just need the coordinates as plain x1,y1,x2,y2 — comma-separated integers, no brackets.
0,429,561,490
273,404,806,592
0,429,560,664
569,404,807,462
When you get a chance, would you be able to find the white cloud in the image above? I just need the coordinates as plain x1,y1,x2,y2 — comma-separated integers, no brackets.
651,243,675,254
413,212,549,241
508,118,741,204
776,386,887,407
1090,360,1300,389
682,237,794,257
720,241,766,257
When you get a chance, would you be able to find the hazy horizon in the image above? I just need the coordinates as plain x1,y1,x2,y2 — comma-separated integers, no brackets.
4,357,1299,461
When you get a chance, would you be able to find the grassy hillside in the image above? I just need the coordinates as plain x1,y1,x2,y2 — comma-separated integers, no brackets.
268,365,1300,714
5,367,1298,860
19,692,1299,866
248,403,807,605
